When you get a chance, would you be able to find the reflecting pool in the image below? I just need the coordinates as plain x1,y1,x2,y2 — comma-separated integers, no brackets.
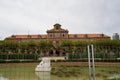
0,63,120,80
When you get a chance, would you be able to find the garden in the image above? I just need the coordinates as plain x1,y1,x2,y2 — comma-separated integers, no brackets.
0,40,120,80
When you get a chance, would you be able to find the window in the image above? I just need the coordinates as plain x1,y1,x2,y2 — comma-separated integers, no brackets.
55,33,60,38
74,35,77,38
56,26,59,30
63,34,65,38
50,34,52,38
38,35,41,38
84,34,88,39
28,35,31,38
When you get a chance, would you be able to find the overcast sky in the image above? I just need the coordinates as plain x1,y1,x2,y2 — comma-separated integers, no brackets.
0,0,120,40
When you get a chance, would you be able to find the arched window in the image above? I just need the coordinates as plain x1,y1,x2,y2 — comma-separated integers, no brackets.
38,35,41,38
50,34,52,38
63,34,65,38
74,35,77,38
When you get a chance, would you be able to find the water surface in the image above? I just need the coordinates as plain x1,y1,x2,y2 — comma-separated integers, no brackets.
0,63,120,80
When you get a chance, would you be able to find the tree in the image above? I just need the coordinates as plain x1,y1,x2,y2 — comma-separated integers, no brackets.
2,40,19,54
38,40,53,56
27,40,38,54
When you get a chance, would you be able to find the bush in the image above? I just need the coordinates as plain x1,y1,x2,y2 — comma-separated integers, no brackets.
0,53,38,60
0,59,38,63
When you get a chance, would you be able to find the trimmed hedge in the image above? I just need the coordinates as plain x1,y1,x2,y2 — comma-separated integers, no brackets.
0,53,38,60
0,59,40,63
0,58,120,63
51,58,120,62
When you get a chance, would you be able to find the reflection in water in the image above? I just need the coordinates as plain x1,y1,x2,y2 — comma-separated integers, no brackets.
1,63,120,80
35,72,50,80
107,74,120,80
0,76,9,80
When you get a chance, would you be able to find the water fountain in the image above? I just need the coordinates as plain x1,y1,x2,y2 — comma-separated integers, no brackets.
35,57,51,72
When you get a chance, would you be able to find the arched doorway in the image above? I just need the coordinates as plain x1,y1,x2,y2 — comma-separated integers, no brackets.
49,50,53,56
56,50,60,56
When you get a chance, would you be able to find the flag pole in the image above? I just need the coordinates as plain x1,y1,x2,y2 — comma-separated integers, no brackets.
91,45,96,80
88,45,92,80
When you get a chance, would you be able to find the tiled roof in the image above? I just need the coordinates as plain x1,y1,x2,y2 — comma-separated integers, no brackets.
5,33,110,40
5,34,47,40
68,34,110,39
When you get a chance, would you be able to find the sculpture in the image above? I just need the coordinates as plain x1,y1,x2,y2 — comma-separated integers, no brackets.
35,57,51,72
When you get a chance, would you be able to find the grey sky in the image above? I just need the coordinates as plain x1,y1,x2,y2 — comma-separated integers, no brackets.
0,0,120,40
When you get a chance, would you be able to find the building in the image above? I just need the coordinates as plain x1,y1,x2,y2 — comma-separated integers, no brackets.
112,33,119,40
5,23,111,57
5,23,110,43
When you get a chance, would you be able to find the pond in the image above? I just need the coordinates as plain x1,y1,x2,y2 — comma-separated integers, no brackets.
0,63,120,80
